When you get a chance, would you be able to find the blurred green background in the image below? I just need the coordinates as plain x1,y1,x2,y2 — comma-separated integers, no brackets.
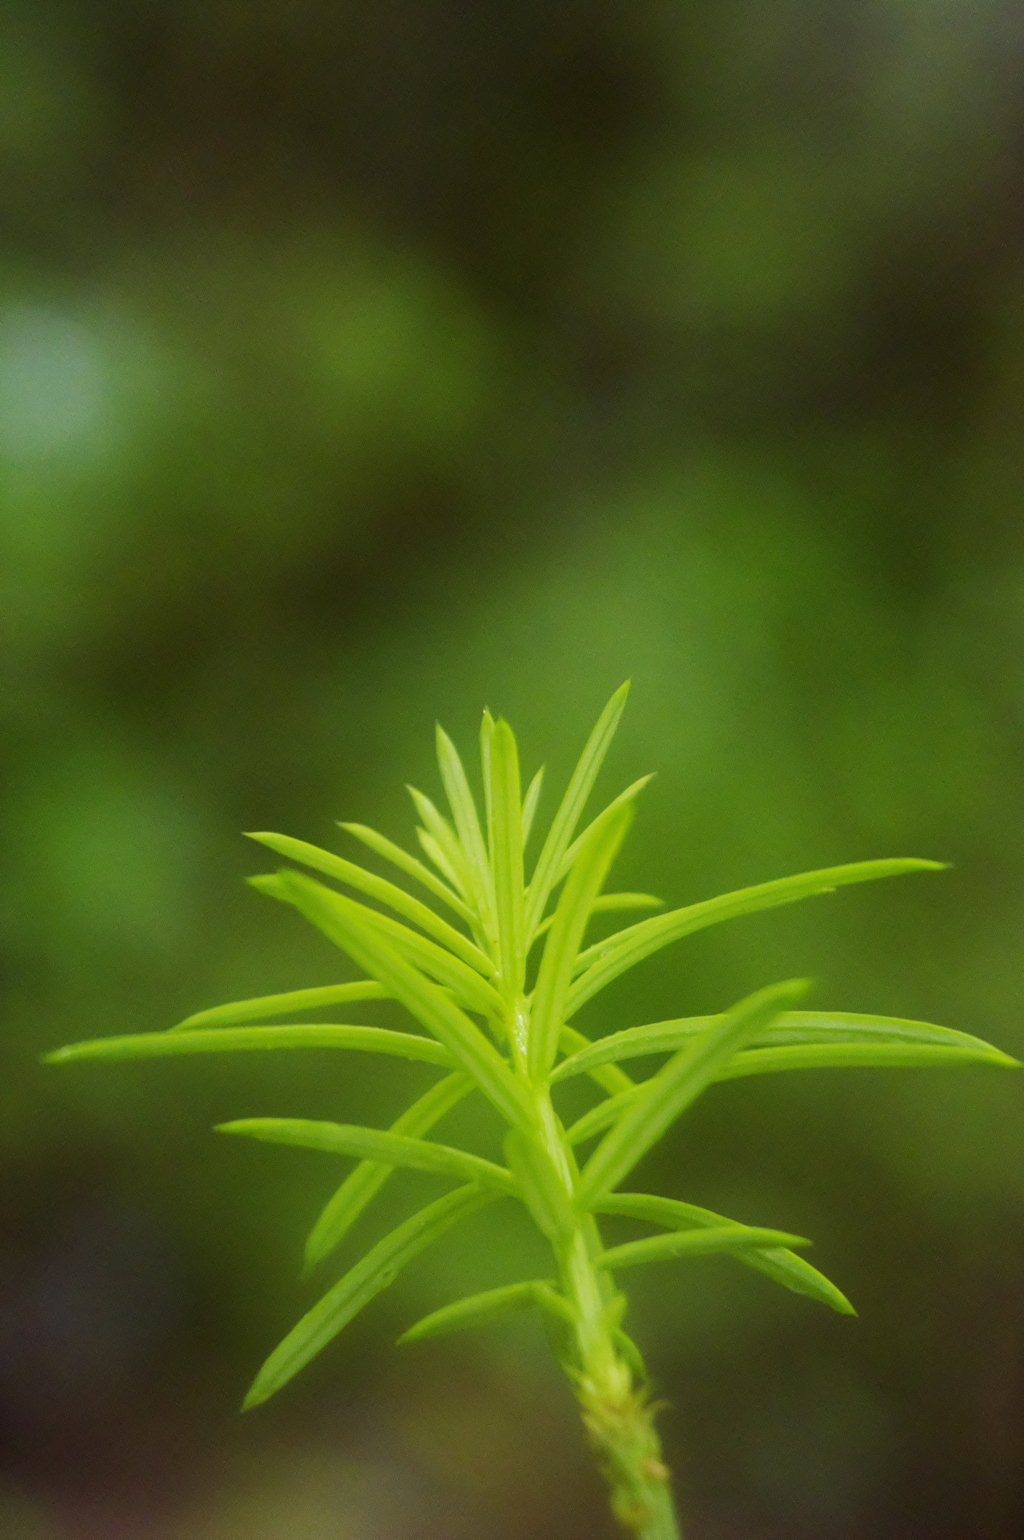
2,3,1023,1537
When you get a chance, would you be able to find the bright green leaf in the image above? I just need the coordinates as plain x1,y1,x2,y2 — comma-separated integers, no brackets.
435,723,495,932
552,1010,1016,1083
528,801,633,1080
251,872,502,1019
171,982,390,1032
263,869,532,1129
558,1024,636,1099
242,1185,500,1408
597,1226,811,1272
717,1042,1021,1080
577,979,809,1205
552,776,656,891
525,682,631,936
304,1073,472,1270
416,825,469,898
521,766,544,849
488,719,526,999
44,1024,458,1067
217,1118,517,1194
594,1193,855,1314
408,787,474,899
338,821,473,921
247,831,495,980
398,1278,571,1343
567,860,945,1017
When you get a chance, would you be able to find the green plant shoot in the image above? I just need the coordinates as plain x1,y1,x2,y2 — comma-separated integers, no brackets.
45,684,1018,1539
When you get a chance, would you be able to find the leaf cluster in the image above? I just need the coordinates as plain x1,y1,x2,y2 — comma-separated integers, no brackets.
45,684,1017,1408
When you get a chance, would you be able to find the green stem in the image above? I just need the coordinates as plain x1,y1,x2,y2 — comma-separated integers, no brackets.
532,1089,682,1539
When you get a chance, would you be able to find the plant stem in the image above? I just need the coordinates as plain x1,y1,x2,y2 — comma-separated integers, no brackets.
533,1090,682,1538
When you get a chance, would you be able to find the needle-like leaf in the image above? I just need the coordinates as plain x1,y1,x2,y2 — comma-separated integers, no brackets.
480,708,497,852
251,873,502,1018
558,1024,636,1098
304,1073,472,1270
416,826,468,898
528,802,634,1080
408,788,474,898
171,982,390,1031
43,1024,458,1066
242,1184,500,1409
562,1011,1019,1142
217,1118,517,1194
717,1041,1022,1079
398,1279,571,1343
593,1194,855,1313
488,719,527,999
435,724,495,933
551,776,656,891
521,766,545,849
262,869,533,1129
247,832,495,979
525,682,631,936
552,1010,1015,1083
567,859,946,1016
577,979,809,1205
597,1226,811,1272
338,822,473,921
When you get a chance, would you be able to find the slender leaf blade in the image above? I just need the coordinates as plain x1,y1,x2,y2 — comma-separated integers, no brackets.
171,982,390,1032
563,1023,1017,1144
398,1279,570,1343
435,724,495,931
594,1193,855,1314
521,766,544,849
577,979,809,1205
338,821,472,920
247,832,494,979
589,893,663,914
217,1119,516,1194
568,859,946,1016
44,1024,458,1067
416,826,468,897
305,1073,472,1270
553,1010,1016,1083
408,788,474,898
242,1185,499,1408
717,1042,1021,1081
525,682,631,935
480,707,496,836
489,718,527,999
528,801,633,1079
744,1010,1017,1056
558,1024,636,1098
597,1227,811,1272
551,776,656,890
251,872,502,1018
265,870,532,1128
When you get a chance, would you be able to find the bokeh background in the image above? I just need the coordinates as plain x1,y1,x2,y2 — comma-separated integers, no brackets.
2,3,1024,1537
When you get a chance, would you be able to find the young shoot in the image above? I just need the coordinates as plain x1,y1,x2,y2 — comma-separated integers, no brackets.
46,684,1018,1539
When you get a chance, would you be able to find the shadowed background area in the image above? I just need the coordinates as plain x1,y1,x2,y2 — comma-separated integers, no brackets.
2,3,1024,1537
